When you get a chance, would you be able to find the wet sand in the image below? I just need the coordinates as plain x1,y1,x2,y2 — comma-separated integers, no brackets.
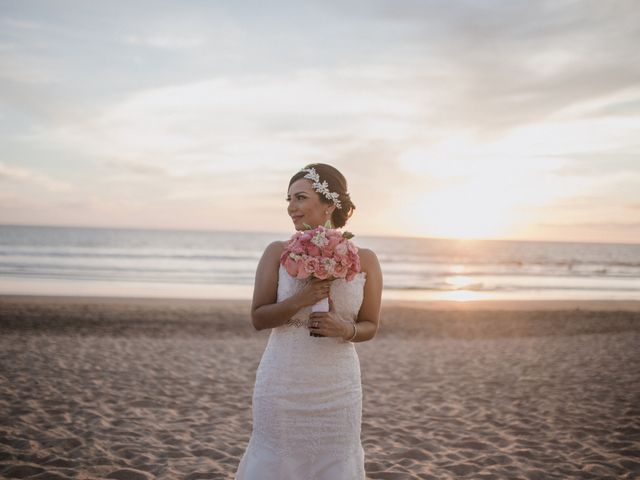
1,295,639,479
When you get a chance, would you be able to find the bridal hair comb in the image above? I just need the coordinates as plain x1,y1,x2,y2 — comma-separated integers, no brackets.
300,167,343,209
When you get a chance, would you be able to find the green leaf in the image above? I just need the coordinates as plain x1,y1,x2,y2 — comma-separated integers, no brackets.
324,219,333,229
342,231,355,239
302,222,312,230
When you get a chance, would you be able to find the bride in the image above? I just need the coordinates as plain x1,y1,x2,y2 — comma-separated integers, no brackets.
235,163,382,480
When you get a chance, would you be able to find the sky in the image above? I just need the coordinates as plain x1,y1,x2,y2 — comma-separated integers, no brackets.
1,0,639,244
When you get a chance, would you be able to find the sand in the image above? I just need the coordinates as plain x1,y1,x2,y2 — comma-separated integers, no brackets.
1,295,639,479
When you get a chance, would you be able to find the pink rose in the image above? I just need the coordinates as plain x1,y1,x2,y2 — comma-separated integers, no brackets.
280,225,360,283
315,262,329,279
327,233,341,248
333,262,347,278
301,256,319,279
335,242,348,256
284,255,300,277
332,254,345,268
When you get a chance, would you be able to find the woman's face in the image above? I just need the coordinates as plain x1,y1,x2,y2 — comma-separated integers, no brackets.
287,178,333,231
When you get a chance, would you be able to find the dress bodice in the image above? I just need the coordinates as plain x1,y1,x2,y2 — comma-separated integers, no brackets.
276,264,367,328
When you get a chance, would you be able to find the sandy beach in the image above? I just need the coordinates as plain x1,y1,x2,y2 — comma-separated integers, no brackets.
1,295,639,479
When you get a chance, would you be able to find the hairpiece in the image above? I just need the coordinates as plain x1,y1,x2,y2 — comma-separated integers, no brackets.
300,167,342,209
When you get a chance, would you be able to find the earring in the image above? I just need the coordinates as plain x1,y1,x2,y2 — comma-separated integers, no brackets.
325,210,329,214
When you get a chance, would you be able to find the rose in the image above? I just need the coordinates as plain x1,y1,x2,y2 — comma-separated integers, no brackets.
332,261,347,278
283,254,300,278
280,224,360,325
280,224,360,283
301,255,320,279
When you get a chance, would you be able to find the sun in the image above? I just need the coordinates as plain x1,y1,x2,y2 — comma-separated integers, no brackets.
394,131,576,240
404,178,517,239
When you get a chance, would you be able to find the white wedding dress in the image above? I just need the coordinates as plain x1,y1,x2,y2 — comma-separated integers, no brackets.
235,264,367,480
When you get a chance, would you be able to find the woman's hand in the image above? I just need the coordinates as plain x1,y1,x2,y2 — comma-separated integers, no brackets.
308,297,353,339
294,277,334,308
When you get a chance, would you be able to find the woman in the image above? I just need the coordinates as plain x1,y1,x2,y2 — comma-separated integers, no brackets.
235,163,383,480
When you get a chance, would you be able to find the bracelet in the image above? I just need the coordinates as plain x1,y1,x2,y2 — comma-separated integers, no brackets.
347,323,357,342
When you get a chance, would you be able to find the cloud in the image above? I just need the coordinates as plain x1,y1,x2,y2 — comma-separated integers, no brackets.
0,162,72,192
0,54,56,85
541,221,640,230
31,69,426,175
5,0,640,139
0,16,42,30
322,0,640,134
123,34,205,49
102,159,172,177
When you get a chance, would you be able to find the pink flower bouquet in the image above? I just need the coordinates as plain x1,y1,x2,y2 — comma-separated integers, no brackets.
280,224,361,313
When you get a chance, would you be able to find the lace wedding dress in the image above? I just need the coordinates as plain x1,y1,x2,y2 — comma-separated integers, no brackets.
235,264,367,480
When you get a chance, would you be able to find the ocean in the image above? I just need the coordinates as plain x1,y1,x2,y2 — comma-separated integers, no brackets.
1,224,639,301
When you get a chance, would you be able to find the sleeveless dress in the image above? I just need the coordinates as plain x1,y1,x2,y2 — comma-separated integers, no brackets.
235,264,367,480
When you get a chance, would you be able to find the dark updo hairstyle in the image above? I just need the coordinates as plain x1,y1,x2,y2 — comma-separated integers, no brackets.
288,163,356,228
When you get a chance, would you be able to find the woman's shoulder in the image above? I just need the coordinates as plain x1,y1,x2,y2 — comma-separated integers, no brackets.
258,241,287,276
262,240,286,261
357,246,378,260
357,247,380,272
264,240,286,251
266,240,287,250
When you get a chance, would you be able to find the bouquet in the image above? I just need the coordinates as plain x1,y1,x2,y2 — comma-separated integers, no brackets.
280,221,361,313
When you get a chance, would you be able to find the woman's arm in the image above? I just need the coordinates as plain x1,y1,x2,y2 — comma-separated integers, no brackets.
351,248,383,342
250,241,333,331
251,241,299,330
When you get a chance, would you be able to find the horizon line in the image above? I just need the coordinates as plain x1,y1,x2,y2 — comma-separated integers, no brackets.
1,221,639,247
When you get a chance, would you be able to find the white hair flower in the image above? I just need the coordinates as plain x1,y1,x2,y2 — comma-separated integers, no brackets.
300,167,342,209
